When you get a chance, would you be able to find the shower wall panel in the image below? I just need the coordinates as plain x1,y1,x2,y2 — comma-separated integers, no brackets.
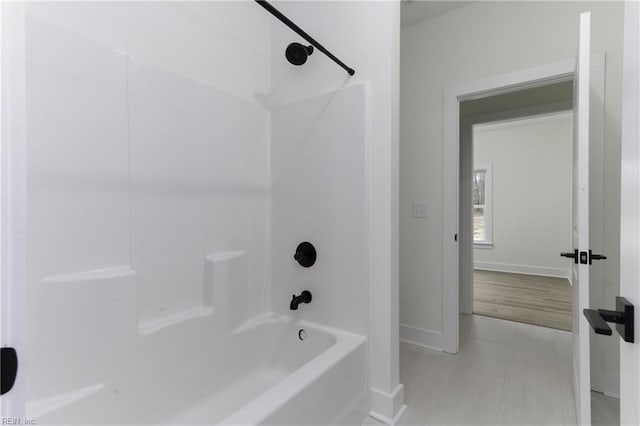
24,1,271,104
25,16,132,401
24,13,270,416
270,84,369,335
128,59,208,324
128,57,269,325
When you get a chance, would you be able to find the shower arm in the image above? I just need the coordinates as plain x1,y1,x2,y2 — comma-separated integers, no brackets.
254,0,355,76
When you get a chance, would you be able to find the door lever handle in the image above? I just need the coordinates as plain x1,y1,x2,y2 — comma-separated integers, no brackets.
589,250,607,263
561,249,608,265
560,249,578,264
1,347,18,395
583,297,634,343
583,309,613,335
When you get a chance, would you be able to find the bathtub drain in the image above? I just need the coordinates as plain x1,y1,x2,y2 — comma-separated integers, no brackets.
298,329,307,341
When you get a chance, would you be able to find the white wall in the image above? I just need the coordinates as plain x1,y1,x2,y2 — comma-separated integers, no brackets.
473,112,573,278
20,1,402,423
23,2,271,419
269,1,403,421
270,84,368,335
127,58,270,326
400,2,623,367
24,1,271,104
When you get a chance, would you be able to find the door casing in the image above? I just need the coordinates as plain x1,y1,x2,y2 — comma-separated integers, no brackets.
619,1,640,424
443,59,577,354
442,56,606,361
0,0,27,418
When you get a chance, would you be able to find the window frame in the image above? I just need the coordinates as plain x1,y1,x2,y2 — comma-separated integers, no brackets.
473,164,493,247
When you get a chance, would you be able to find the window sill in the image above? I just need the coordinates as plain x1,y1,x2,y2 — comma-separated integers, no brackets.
474,242,494,249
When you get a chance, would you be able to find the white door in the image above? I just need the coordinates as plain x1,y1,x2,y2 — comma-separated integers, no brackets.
620,2,640,424
0,0,27,418
571,11,592,426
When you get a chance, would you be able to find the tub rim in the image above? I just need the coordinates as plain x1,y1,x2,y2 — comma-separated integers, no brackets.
219,314,367,425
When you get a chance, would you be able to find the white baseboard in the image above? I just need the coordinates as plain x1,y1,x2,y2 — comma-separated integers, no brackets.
399,324,443,351
474,261,570,279
369,384,407,426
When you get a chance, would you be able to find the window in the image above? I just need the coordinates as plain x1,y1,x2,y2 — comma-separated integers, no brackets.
473,164,493,246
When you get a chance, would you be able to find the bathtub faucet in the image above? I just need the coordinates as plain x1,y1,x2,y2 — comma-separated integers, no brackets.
290,290,312,310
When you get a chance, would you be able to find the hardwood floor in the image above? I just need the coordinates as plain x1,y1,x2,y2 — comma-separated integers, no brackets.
473,270,572,331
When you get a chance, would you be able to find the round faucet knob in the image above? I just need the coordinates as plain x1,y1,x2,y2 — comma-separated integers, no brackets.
294,242,316,267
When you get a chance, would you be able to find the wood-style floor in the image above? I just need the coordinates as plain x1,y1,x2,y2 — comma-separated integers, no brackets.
473,270,572,331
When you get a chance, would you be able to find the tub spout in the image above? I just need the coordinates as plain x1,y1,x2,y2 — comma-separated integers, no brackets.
290,290,312,310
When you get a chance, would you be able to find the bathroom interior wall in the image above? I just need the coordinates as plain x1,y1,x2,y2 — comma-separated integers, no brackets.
24,1,271,103
270,84,368,335
24,1,271,418
473,112,573,278
22,0,391,421
269,1,403,418
400,1,623,361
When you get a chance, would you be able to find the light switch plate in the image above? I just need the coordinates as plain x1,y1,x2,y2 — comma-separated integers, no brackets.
412,202,427,218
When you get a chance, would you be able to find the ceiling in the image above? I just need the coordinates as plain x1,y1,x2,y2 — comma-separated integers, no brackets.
401,1,474,27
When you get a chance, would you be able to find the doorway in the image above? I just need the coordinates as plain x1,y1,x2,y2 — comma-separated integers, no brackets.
465,109,574,332
458,82,575,323
444,59,619,425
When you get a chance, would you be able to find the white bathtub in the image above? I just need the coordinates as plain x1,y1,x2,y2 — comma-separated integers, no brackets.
160,314,368,425
32,312,368,425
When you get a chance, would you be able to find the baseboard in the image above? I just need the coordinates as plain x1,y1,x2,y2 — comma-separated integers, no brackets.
369,385,407,426
399,324,442,351
474,261,570,279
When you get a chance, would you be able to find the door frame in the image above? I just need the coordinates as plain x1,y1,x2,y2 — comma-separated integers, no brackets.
0,1,27,417
442,56,605,354
619,1,640,424
458,104,574,316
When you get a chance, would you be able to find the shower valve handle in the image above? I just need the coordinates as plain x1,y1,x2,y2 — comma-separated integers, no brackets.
293,242,316,267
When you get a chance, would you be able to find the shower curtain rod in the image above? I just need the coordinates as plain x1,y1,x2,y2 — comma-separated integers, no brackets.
254,0,355,76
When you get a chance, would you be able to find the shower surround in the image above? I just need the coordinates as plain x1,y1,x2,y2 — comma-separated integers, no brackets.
20,2,372,424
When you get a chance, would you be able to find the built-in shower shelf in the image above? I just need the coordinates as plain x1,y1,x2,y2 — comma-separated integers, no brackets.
43,266,135,283
204,250,247,263
138,250,248,335
138,306,213,335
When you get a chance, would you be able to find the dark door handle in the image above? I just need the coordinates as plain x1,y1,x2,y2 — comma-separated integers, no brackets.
1,347,18,395
561,249,608,265
589,250,607,263
583,309,613,335
583,297,634,343
560,249,578,264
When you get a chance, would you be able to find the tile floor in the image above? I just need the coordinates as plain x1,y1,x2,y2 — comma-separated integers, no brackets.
592,391,619,426
365,314,620,426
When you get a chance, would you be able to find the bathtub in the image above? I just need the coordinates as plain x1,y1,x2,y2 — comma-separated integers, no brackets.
31,313,368,425
163,314,368,425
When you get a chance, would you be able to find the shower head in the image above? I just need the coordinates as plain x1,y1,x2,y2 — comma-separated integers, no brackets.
285,42,314,66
